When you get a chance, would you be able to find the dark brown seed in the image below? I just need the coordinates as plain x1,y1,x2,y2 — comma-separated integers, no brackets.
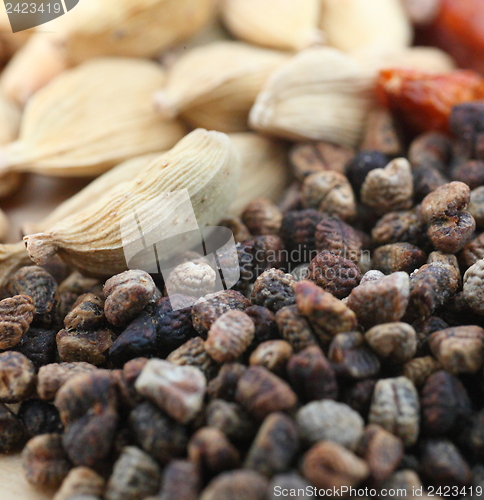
56,328,115,366
315,215,363,263
0,295,34,350
365,322,417,364
235,366,297,421
421,182,475,253
302,441,369,490
412,315,449,356
328,331,381,379
244,412,299,477
219,217,252,243
279,209,323,262
55,370,119,467
305,251,360,298
8,265,58,327
37,362,97,401
206,310,255,363
345,150,389,195
249,340,293,375
188,427,240,475
420,439,471,486
420,370,471,436
242,235,286,281
372,243,426,275
287,345,338,402
104,446,161,500
361,107,403,156
15,327,57,368
295,280,357,343
274,305,317,353
402,356,441,387
22,433,72,487
301,170,356,220
129,401,188,465
290,141,354,180
244,305,278,351
103,270,158,327
57,272,102,322
407,263,460,321
199,470,269,500
18,399,63,438
205,399,257,443
347,272,409,328
54,466,105,500
192,290,251,336
207,363,246,402
371,208,427,247
167,337,217,380
0,402,26,452
357,424,404,483
64,293,105,331
250,268,295,312
451,159,484,190
157,460,200,500
242,198,283,236
429,326,484,374
341,379,377,420
0,351,36,403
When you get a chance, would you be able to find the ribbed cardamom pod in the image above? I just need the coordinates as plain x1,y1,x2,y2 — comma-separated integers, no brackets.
24,154,163,235
228,133,290,215
0,58,186,177
24,129,241,277
52,0,219,64
26,133,290,230
320,0,412,55
221,0,324,51
1,0,219,105
0,94,22,199
249,47,375,148
154,41,289,132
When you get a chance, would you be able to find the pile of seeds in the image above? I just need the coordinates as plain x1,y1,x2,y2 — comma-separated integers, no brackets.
0,100,484,499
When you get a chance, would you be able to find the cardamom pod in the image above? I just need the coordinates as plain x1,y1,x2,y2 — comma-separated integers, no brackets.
320,0,412,55
52,0,219,64
1,0,218,105
249,47,375,148
24,129,241,277
356,46,456,76
24,154,163,235
0,35,67,106
0,58,186,177
26,132,289,230
0,94,22,199
228,133,290,215
221,0,324,51
154,41,289,132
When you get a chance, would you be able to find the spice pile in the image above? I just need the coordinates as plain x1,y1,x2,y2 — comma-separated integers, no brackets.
0,0,484,499
0,102,483,499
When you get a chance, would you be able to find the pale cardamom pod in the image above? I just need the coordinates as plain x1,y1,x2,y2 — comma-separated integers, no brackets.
25,153,163,234
154,41,289,132
1,0,219,105
320,0,412,55
228,133,290,215
0,58,186,177
221,0,324,51
249,47,375,148
24,129,241,277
